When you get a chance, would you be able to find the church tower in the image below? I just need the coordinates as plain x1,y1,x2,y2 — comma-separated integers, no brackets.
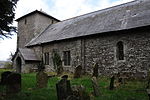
16,10,60,48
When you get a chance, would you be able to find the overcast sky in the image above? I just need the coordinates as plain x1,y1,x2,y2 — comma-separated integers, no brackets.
0,0,134,61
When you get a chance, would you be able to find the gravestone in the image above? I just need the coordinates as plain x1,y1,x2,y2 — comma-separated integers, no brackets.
74,65,82,78
92,63,99,78
117,73,124,84
61,75,68,79
109,76,115,90
0,71,12,85
91,77,100,96
57,66,64,76
71,85,90,100
36,71,48,88
118,77,122,83
6,73,21,94
56,77,72,100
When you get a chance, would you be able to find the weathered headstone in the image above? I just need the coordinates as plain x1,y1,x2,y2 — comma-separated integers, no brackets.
56,77,72,100
109,76,115,90
74,65,82,78
71,85,90,100
91,77,100,96
0,71,12,85
57,66,64,76
6,73,21,94
92,63,99,78
36,71,48,88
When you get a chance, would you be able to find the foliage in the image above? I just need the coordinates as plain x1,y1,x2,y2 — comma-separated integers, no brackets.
0,0,18,38
52,51,62,70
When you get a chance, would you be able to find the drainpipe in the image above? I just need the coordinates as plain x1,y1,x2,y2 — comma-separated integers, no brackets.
81,38,86,73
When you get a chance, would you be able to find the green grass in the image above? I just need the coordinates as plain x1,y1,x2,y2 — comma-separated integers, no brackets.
0,69,149,100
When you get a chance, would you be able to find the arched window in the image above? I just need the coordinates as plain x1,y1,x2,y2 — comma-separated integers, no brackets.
116,41,124,60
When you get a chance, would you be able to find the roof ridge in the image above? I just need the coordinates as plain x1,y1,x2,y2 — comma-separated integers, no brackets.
60,0,136,22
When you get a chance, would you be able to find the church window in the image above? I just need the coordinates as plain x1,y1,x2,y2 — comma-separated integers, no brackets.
24,18,27,24
52,20,54,24
63,51,71,66
44,52,49,65
116,41,124,60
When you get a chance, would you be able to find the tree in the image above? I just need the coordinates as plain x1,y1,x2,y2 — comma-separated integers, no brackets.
52,51,62,70
0,0,18,38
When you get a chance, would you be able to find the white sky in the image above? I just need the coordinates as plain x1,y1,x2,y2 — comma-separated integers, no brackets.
0,0,134,61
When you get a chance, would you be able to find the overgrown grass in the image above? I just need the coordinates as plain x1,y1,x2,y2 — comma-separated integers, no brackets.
0,69,149,100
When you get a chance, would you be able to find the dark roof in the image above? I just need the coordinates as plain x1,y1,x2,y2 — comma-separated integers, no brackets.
16,10,60,22
12,48,41,61
27,0,150,47
19,48,40,61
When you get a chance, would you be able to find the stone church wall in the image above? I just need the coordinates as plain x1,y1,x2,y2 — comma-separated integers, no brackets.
40,39,82,72
84,29,150,78
32,27,150,78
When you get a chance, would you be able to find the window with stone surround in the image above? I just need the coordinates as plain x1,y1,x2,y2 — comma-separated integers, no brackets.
63,51,71,66
44,52,49,65
116,41,124,60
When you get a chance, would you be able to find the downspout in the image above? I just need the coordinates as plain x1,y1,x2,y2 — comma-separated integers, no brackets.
81,38,86,73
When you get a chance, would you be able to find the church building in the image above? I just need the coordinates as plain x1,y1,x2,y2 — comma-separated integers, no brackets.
13,0,150,78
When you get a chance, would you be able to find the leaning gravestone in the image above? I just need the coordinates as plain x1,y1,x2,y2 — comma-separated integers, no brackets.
6,73,21,94
91,77,100,96
56,77,72,100
92,63,99,78
0,71,12,85
36,71,48,88
109,75,115,90
74,65,82,78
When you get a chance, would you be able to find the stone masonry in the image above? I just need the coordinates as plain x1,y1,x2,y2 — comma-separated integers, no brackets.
31,27,150,78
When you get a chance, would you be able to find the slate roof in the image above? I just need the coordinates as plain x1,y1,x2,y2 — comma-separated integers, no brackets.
26,0,150,47
19,48,40,61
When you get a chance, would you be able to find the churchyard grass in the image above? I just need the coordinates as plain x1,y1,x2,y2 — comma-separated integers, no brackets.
0,69,148,100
